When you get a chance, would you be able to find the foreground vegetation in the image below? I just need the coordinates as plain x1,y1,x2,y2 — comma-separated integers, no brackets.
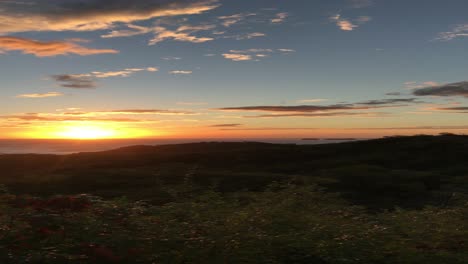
1,134,468,263
1,184,467,263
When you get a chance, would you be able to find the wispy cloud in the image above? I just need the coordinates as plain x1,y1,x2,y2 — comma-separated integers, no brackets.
163,56,182,60
222,32,267,40
170,70,193,75
243,112,386,118
98,109,195,115
404,81,440,89
218,13,257,27
52,67,158,89
413,81,468,97
222,48,295,61
222,54,253,61
1,114,144,123
0,37,118,57
329,14,371,31
149,25,215,45
436,24,468,41
271,12,289,23
16,92,64,98
101,24,153,38
215,98,419,118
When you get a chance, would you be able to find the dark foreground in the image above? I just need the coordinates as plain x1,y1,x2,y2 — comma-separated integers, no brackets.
0,134,467,263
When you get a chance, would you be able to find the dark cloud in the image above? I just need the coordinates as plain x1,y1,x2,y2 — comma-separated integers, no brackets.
217,98,418,114
436,107,468,111
52,74,96,89
413,81,468,97
244,112,387,118
357,98,420,105
217,104,358,112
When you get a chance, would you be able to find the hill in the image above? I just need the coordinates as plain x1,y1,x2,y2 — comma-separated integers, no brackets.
1,134,467,209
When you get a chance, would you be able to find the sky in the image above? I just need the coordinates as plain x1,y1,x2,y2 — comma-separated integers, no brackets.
1,0,468,139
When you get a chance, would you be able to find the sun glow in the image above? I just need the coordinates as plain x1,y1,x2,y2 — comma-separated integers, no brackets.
56,125,117,139
14,123,156,140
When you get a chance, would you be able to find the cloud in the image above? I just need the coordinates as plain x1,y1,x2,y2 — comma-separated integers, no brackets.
103,21,216,44
223,32,266,40
170,70,193,74
358,98,421,105
52,75,97,89
216,98,419,118
0,0,220,34
229,49,274,54
149,25,214,44
329,14,371,31
1,107,199,126
243,112,382,118
52,67,158,88
436,24,468,41
217,105,360,112
101,24,153,38
162,56,182,60
218,13,257,27
330,14,356,31
271,12,288,23
146,67,159,72
16,92,64,98
278,48,296,53
222,54,253,61
404,81,440,89
209,123,242,127
92,67,158,78
1,114,143,123
222,48,294,61
99,109,195,115
0,36,118,57
355,16,372,23
413,81,468,97
219,127,319,131
434,107,468,112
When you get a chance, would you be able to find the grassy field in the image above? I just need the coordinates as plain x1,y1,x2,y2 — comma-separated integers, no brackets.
0,134,467,263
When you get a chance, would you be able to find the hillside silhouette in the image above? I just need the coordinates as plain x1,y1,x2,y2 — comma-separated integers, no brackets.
1,134,467,209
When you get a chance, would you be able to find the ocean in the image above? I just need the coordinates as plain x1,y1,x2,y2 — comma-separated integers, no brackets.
0,138,362,155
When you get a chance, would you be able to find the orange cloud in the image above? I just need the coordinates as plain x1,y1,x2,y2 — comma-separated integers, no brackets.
0,37,118,57
0,0,220,34
16,92,64,98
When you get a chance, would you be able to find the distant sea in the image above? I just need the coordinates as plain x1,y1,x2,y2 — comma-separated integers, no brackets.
0,138,364,155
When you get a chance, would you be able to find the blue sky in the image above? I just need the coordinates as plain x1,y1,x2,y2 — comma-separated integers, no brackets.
1,0,468,139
